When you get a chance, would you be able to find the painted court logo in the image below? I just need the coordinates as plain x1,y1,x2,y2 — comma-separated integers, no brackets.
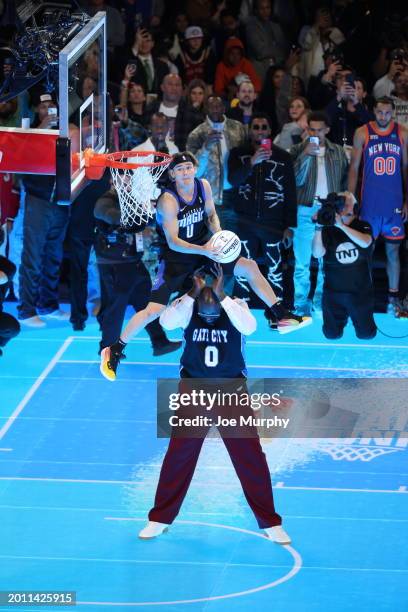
335,242,359,264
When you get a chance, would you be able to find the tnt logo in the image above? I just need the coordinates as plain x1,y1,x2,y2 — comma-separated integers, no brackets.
335,242,359,264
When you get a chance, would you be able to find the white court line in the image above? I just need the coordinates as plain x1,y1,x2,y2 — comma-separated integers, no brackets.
0,553,405,574
70,336,408,350
0,476,406,493
0,337,74,441
0,448,12,452
1,505,407,522
58,359,407,374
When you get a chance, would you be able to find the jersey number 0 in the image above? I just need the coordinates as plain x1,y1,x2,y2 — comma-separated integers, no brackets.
204,346,219,367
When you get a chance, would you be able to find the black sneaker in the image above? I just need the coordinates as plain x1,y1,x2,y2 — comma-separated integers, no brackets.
264,309,278,330
269,303,312,335
153,340,182,356
100,345,126,381
277,310,312,335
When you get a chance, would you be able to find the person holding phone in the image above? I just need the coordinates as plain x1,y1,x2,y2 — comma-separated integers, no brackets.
17,93,72,327
186,96,246,209
325,73,373,147
289,111,349,316
121,27,169,95
228,113,298,321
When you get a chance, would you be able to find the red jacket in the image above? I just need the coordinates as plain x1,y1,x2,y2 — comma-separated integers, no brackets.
214,37,261,97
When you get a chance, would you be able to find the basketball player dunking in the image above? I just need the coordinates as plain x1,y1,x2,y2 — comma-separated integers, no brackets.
348,97,408,315
138,264,291,544
100,152,310,381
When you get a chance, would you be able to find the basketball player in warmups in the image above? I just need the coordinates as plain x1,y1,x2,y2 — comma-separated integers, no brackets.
138,264,291,544
348,97,408,315
101,152,310,381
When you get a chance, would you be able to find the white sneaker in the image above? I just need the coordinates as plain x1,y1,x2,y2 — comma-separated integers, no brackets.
138,521,169,540
42,309,70,321
19,315,46,328
264,525,291,545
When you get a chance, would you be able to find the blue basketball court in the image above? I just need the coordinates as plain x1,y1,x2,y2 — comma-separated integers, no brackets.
1,309,407,611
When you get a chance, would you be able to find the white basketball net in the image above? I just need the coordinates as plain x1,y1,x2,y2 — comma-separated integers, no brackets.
317,442,401,462
108,152,170,227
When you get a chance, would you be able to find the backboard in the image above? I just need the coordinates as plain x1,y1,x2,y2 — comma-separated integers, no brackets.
59,11,107,202
0,10,106,204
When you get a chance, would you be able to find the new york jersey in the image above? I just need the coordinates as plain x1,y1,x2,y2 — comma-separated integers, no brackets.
180,307,247,378
360,121,404,216
157,178,210,260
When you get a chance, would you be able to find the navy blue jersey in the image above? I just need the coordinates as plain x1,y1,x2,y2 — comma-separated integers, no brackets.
180,307,247,378
156,178,210,260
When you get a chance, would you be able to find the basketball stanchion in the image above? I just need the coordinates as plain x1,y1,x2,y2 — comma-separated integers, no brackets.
83,148,172,227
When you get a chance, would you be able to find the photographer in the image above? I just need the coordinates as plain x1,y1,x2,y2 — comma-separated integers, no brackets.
312,192,376,340
0,229,20,356
94,189,181,357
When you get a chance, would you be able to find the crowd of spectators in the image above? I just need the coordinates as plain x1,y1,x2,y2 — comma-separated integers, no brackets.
1,0,408,350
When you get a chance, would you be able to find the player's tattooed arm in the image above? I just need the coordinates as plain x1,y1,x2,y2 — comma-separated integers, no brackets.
202,179,222,234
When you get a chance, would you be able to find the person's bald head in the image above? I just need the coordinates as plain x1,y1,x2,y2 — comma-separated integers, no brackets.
161,74,183,104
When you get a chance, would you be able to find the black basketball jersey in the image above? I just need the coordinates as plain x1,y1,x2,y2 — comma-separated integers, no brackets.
157,178,210,259
180,306,247,378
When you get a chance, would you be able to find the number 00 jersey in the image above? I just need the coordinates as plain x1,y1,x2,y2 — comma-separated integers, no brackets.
360,121,404,216
180,307,247,378
156,178,210,261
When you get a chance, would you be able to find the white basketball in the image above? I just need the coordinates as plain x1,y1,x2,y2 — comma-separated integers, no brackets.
210,230,241,264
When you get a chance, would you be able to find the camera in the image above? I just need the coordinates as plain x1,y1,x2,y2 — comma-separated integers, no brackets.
316,193,346,226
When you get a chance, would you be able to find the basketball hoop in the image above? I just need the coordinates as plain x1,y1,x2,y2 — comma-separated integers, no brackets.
84,149,172,227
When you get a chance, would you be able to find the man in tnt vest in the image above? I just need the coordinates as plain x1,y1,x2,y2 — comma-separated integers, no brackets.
312,191,377,339
138,264,291,544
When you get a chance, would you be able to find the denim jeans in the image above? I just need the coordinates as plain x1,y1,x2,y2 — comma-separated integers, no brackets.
292,203,324,310
18,193,69,319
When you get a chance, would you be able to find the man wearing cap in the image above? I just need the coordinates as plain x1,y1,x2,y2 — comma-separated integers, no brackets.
175,26,216,87
17,93,75,327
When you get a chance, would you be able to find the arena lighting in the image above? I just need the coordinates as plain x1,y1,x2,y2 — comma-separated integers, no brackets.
0,2,90,102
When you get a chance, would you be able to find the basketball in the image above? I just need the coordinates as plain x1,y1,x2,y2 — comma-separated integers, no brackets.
210,230,242,264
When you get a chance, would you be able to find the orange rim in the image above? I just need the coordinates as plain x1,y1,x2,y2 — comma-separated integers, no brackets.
83,148,172,173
